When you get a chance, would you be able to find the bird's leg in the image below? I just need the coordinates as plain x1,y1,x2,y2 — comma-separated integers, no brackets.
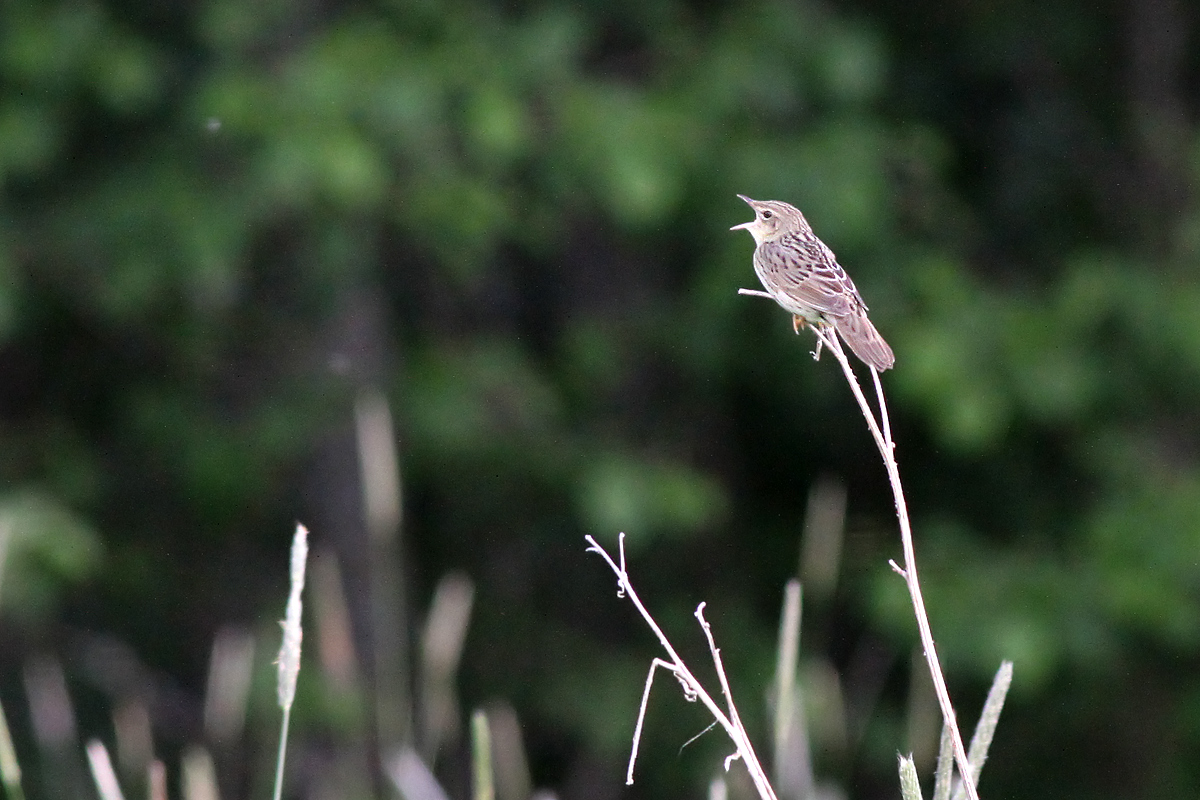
796,315,823,361
809,323,832,362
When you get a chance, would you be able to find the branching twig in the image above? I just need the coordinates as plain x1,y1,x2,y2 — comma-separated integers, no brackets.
585,534,778,800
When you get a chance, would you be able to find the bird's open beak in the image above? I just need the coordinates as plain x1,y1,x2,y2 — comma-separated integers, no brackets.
731,194,756,230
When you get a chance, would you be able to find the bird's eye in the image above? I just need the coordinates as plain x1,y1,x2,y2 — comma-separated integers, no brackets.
761,210,773,220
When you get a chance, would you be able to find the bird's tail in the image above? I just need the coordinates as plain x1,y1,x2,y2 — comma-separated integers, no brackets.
837,312,895,371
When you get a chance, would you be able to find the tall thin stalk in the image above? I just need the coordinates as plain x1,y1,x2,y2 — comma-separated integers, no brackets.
811,325,978,800
737,287,979,800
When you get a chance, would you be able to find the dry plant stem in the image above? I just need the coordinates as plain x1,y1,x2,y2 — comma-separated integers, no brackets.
739,287,979,797
694,603,752,773
808,325,979,800
585,534,778,800
630,657,679,781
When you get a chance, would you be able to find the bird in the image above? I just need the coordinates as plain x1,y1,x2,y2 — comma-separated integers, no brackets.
731,194,894,371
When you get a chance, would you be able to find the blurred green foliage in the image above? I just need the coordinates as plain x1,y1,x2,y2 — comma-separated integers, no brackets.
3,0,1200,798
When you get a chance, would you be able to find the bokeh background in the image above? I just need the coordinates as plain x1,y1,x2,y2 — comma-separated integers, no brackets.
3,0,1200,798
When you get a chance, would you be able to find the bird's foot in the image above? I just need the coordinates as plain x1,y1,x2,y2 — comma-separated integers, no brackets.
810,337,824,362
792,315,807,334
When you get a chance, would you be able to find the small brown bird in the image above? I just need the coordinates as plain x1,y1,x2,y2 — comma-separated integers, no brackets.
731,195,894,371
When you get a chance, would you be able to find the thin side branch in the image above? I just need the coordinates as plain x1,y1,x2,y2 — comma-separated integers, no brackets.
695,604,752,772
629,659,682,785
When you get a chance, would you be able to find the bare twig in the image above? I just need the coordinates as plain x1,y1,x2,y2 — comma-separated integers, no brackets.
694,603,752,773
629,658,683,783
803,324,979,800
585,535,778,800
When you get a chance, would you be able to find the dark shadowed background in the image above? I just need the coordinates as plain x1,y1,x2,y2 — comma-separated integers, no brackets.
3,0,1200,798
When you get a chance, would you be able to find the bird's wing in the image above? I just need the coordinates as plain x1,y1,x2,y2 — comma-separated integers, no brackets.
760,237,859,317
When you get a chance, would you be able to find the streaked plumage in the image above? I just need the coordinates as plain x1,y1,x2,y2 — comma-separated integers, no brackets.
731,195,894,371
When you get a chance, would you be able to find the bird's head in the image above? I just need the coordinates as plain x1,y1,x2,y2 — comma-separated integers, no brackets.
730,195,810,245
